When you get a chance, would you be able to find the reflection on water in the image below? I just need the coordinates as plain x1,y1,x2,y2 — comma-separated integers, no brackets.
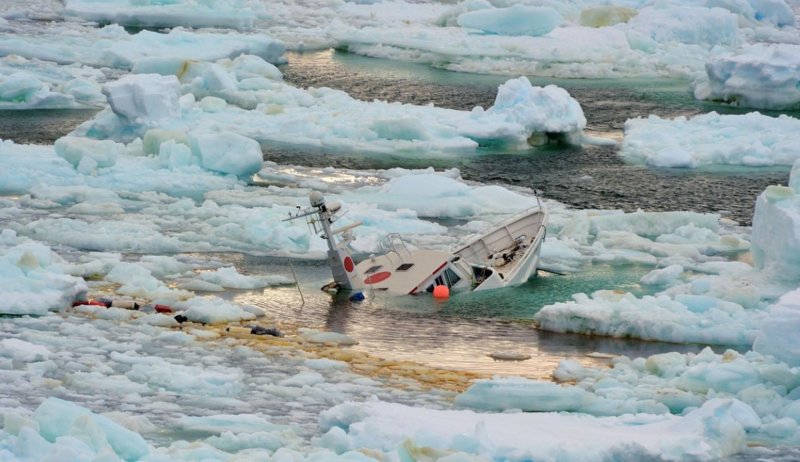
221,254,715,379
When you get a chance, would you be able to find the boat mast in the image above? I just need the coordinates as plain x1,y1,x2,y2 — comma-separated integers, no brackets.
307,191,364,292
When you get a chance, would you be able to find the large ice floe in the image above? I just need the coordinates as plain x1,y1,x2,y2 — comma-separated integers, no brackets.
693,43,800,110
64,0,263,31
533,160,800,345
620,111,800,168
72,60,586,154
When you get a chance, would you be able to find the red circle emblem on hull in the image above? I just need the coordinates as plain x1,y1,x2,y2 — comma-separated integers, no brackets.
364,271,391,284
344,256,354,272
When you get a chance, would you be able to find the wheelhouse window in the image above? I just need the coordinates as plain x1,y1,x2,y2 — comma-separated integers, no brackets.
444,268,461,286
364,265,383,274
396,263,414,271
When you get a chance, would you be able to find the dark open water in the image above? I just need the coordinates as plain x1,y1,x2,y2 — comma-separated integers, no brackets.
279,50,796,226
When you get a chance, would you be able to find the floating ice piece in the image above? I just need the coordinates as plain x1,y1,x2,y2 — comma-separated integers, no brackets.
706,0,795,26
534,289,763,345
65,0,259,31
626,6,739,47
178,295,257,324
189,132,264,179
318,398,757,460
299,328,358,346
640,264,684,286
550,346,800,442
0,56,105,109
0,25,285,70
486,77,586,136
347,172,539,218
106,261,193,302
81,62,586,156
694,44,800,110
620,112,800,168
33,397,149,461
754,289,800,367
125,354,245,397
55,136,126,171
103,73,181,126
177,414,288,434
0,338,52,362
457,5,563,36
456,377,593,412
0,242,87,315
196,266,291,289
751,159,800,281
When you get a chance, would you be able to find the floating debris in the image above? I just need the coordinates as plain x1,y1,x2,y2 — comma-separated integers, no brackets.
488,352,532,361
250,325,283,337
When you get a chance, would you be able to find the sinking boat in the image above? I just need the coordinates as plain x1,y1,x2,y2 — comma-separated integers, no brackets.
284,191,548,298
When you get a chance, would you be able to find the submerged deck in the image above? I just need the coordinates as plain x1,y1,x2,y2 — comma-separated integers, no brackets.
355,249,451,295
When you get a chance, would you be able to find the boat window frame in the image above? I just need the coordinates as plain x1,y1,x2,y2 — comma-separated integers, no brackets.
396,263,415,271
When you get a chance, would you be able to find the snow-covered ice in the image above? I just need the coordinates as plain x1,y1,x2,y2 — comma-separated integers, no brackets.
620,112,800,168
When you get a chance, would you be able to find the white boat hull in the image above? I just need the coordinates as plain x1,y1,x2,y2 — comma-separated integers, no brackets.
287,191,548,297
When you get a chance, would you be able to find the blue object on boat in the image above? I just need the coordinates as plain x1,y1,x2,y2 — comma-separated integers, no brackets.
350,292,365,301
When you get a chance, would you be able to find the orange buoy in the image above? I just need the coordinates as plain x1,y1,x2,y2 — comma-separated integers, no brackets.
432,285,450,299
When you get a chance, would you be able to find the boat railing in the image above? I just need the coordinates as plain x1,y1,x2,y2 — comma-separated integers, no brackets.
380,233,413,265
453,203,546,255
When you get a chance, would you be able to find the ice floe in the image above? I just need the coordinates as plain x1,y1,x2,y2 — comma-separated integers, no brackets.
620,111,800,168
694,43,800,110
751,159,800,282
64,0,262,31
317,398,758,460
0,56,105,109
77,65,586,155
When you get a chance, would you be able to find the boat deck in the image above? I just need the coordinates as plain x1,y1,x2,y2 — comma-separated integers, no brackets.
355,250,451,295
